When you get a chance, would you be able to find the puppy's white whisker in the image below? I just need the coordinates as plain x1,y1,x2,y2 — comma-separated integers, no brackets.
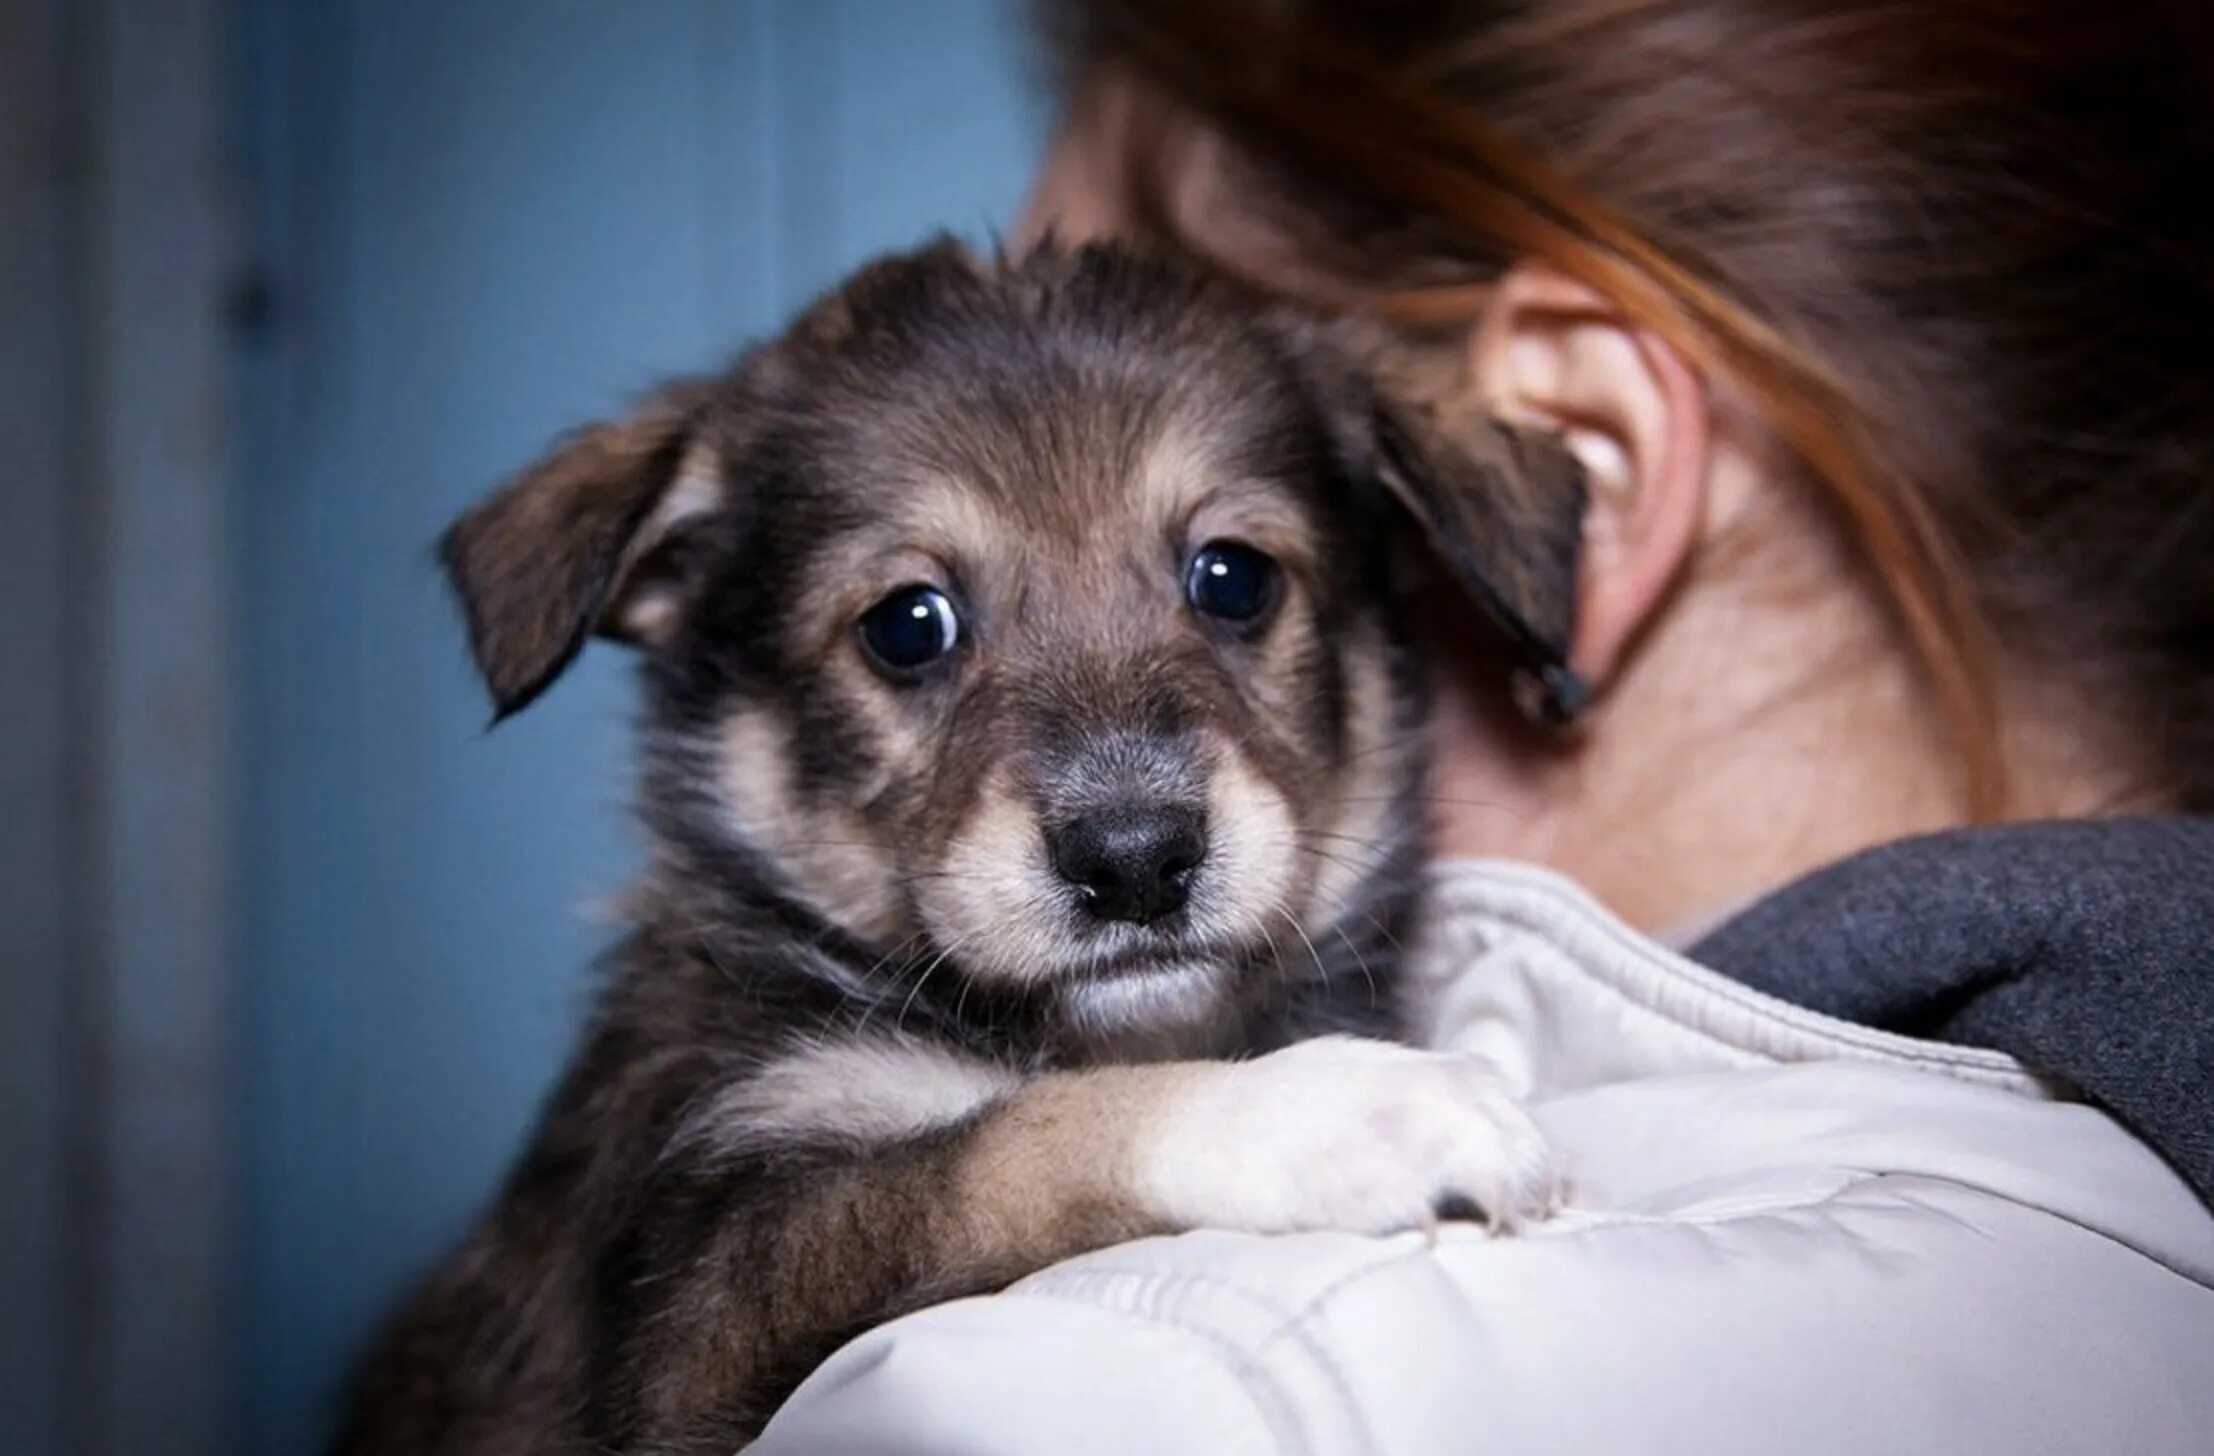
1335,921,1382,1010
896,928,984,1035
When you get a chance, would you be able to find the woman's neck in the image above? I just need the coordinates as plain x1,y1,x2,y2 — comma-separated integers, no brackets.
1424,572,2137,936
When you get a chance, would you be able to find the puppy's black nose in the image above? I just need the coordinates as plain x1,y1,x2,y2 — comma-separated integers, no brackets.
1048,807,1207,925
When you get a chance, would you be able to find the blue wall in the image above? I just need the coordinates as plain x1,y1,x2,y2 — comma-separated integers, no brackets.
235,5,1045,1449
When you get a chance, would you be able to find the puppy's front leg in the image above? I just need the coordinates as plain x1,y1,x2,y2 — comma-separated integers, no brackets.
608,1035,1555,1450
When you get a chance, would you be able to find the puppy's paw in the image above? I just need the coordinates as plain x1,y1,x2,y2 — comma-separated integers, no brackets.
1133,1035,1558,1236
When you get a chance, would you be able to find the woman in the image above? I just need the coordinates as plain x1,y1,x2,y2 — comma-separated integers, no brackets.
755,2,2214,1449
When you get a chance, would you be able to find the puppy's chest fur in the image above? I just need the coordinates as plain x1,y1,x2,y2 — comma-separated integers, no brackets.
629,847,1417,1162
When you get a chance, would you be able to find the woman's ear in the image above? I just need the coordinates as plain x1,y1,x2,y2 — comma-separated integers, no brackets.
1471,264,1711,691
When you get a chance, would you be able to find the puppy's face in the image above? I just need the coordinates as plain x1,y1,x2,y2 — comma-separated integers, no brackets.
443,244,1584,1039
695,337,1408,1039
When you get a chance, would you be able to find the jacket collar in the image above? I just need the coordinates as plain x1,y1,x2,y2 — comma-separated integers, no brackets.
1690,817,2214,1210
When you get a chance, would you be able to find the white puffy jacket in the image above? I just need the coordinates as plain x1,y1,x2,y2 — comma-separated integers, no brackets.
753,860,2214,1454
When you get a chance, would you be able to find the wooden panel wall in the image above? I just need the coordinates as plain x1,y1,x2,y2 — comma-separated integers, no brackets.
3,0,238,1452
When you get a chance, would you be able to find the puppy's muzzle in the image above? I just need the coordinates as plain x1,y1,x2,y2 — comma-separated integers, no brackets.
1047,805,1208,926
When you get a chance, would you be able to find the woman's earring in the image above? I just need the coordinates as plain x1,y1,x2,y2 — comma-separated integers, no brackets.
1512,662,1589,730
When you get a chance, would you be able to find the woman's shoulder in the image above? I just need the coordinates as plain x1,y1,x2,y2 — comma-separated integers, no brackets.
752,845,2214,1451
753,1056,2214,1454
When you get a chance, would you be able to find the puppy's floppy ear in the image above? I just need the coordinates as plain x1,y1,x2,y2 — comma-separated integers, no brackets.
1369,399,1589,718
440,377,723,719
1285,319,1589,719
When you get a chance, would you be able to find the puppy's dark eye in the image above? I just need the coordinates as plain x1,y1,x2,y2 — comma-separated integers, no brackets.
858,585,961,676
1185,541,1280,626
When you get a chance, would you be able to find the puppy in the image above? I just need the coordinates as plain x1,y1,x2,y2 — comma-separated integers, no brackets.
336,240,1586,1455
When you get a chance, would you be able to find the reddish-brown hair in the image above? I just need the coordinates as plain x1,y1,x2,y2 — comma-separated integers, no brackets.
1044,0,2214,815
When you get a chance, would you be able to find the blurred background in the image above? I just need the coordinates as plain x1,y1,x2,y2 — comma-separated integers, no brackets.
1,3,1045,1453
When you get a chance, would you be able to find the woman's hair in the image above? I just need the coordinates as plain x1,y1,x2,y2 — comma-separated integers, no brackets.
1041,0,2214,814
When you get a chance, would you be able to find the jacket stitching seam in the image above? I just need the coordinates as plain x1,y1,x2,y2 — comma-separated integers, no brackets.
1019,1263,1392,1456
1001,1281,1309,1455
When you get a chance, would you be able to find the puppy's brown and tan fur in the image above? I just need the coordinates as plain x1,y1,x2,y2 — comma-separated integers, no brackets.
336,240,1584,1454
